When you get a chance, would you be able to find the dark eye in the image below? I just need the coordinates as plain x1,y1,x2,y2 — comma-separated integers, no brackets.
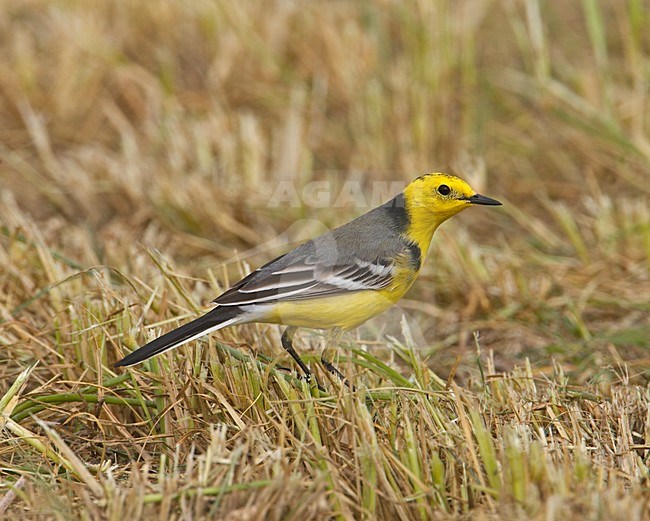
437,184,451,196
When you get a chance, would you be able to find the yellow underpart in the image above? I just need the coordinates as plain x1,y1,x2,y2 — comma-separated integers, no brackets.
268,266,418,330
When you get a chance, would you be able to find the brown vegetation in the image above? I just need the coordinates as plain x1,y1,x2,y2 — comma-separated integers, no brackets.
1,1,648,519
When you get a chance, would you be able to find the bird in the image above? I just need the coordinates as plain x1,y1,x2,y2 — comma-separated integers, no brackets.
115,173,501,384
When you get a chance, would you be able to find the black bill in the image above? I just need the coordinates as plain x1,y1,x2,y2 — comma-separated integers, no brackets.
466,193,502,206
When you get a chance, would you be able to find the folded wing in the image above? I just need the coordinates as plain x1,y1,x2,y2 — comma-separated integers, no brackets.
214,256,395,306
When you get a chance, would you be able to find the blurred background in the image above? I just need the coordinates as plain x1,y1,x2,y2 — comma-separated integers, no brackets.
1,0,648,382
1,2,649,518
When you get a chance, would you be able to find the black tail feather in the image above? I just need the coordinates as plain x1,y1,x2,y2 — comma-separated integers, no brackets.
115,306,241,367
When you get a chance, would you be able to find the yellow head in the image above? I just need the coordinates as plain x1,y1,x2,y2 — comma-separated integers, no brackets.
402,173,501,248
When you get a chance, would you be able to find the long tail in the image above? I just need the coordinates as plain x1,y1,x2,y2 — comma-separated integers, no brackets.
115,306,243,367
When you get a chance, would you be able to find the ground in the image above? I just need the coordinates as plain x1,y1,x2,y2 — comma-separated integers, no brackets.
0,1,648,519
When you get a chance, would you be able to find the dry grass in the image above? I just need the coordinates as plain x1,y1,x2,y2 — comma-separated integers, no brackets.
1,0,649,519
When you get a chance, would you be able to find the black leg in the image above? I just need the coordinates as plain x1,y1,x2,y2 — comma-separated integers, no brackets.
321,328,354,390
281,327,311,379
320,358,346,381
